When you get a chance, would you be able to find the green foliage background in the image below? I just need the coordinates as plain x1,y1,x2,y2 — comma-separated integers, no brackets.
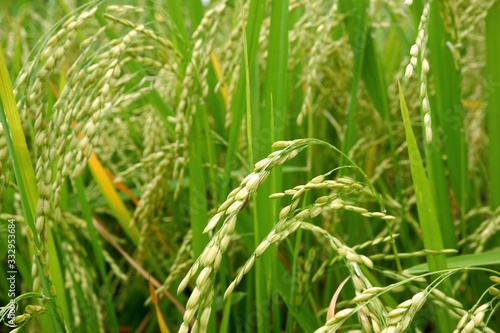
0,0,499,332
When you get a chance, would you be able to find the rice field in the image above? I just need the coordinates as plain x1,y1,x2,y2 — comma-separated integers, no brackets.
0,0,499,332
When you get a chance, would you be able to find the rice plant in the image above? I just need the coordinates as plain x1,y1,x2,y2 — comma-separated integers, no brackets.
0,0,499,332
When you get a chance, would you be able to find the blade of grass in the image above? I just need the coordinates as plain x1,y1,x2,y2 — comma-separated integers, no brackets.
257,1,288,331
410,4,457,249
399,80,453,332
381,3,411,81
338,0,369,162
362,31,390,122
86,152,140,244
427,0,468,236
221,0,264,199
361,27,403,271
164,0,189,58
185,0,203,29
216,1,267,330
240,2,267,332
486,2,500,210
149,279,171,333
406,249,500,274
189,113,209,258
210,51,228,109
103,169,139,206
0,43,66,332
420,111,456,249
337,0,373,261
399,81,448,271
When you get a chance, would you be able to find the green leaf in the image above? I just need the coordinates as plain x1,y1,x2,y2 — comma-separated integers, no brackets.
0,42,66,332
406,249,500,274
399,79,454,332
486,2,500,210
339,0,369,159
398,81,447,273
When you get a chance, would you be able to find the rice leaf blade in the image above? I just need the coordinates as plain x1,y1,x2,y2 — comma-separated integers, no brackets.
399,80,453,332
399,81,447,271
406,249,500,274
87,153,140,244
189,113,209,258
0,43,66,332
338,0,369,158
427,0,469,224
486,2,500,209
